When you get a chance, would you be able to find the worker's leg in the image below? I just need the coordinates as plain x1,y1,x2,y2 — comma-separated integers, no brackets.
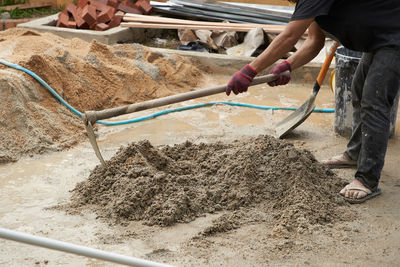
321,53,373,168
351,47,400,192
321,53,374,168
345,53,373,161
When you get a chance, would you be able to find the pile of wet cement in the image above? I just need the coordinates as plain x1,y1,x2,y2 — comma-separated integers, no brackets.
0,28,205,163
69,135,351,233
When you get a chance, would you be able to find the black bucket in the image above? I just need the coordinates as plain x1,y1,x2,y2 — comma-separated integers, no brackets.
334,46,399,138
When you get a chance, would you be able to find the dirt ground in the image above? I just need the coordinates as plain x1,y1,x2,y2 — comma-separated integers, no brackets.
1,30,400,266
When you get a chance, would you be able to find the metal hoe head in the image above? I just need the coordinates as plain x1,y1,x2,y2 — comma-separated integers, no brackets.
83,113,107,167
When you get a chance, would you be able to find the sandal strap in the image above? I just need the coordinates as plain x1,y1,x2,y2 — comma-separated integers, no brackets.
344,185,372,194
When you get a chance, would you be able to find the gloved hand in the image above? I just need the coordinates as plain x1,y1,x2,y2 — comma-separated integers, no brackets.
226,64,257,96
268,60,291,87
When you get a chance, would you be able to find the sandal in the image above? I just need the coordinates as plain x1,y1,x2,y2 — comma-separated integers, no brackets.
321,153,357,169
340,185,382,204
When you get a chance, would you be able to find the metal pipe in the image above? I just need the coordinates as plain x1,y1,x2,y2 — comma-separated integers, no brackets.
0,228,172,267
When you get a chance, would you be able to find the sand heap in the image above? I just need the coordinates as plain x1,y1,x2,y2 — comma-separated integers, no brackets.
0,28,205,163
69,135,351,233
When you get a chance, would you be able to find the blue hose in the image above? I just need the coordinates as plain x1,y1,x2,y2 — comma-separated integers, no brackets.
0,59,83,117
0,58,334,126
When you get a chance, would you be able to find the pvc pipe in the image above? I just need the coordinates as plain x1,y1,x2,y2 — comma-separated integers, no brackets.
0,228,172,267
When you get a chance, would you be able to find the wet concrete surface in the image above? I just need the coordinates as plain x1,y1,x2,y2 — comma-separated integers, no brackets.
1,77,400,266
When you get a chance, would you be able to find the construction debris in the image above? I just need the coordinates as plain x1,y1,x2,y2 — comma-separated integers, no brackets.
56,0,153,31
226,27,268,57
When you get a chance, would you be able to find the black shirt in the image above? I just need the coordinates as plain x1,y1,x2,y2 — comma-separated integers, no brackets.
291,0,400,52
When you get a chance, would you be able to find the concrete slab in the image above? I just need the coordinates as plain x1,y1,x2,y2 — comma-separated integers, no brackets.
17,13,145,45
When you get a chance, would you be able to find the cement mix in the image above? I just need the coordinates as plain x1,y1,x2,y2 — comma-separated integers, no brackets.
66,135,352,235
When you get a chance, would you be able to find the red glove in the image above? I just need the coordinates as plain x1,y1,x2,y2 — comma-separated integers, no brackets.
268,60,291,87
226,64,257,96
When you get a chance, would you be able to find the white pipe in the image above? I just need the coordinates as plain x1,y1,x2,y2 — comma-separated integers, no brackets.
0,228,172,267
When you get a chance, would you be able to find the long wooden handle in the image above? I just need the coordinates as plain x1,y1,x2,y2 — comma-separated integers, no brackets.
84,73,277,124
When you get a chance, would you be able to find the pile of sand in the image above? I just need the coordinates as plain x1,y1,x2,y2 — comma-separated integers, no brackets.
0,28,205,163
68,135,352,234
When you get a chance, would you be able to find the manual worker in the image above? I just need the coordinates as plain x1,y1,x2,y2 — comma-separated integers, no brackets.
225,0,400,203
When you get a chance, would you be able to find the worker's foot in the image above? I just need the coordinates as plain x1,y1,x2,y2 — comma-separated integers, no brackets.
321,153,357,169
339,180,382,204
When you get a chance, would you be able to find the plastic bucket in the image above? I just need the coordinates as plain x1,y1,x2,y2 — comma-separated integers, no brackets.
334,46,399,138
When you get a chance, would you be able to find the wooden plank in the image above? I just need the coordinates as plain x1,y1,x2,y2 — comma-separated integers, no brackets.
123,14,283,29
124,14,203,25
123,14,286,33
123,14,308,35
2,0,53,11
121,21,285,33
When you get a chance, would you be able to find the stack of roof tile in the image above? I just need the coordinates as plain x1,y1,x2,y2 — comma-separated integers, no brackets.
56,0,152,31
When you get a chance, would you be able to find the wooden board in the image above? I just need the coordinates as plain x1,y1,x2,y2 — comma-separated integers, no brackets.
122,14,309,35
123,14,286,33
123,14,283,28
121,21,286,33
